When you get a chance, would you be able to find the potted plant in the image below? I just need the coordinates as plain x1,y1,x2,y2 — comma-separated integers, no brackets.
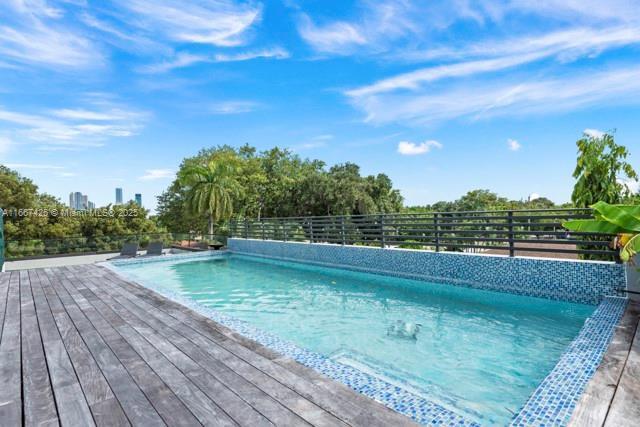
563,202,640,300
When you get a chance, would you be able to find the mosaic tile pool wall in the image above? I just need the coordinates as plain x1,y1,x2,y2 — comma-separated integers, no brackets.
227,239,626,305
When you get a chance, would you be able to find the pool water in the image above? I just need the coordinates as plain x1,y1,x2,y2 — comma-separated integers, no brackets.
113,254,595,425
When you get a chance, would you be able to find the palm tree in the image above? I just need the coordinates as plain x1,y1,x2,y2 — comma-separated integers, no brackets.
179,155,242,235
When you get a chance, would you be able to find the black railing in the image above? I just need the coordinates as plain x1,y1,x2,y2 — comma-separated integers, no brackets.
230,208,618,261
4,232,227,260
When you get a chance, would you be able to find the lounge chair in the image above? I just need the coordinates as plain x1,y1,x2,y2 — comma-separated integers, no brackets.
145,241,164,256
107,242,139,260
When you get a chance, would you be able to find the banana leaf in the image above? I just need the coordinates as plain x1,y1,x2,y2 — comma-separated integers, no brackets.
562,219,622,234
591,201,640,232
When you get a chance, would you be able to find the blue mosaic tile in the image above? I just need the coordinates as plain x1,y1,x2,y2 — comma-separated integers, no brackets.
510,297,627,426
227,239,626,305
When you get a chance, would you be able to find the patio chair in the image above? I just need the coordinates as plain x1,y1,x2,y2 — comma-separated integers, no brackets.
107,242,139,260
145,241,164,256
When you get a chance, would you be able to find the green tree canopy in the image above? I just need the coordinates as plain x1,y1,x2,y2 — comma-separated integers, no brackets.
157,145,404,233
571,131,638,207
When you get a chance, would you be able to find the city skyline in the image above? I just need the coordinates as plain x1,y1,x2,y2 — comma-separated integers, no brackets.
0,1,638,212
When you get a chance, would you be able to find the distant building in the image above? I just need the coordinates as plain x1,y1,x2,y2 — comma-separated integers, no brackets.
68,191,93,210
134,193,142,207
115,187,123,205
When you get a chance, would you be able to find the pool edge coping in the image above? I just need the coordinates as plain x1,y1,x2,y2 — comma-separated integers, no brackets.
101,251,628,427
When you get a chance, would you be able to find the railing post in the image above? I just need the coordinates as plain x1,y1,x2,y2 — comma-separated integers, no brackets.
340,216,346,245
508,211,515,257
309,218,314,243
434,213,440,252
380,214,385,248
283,220,288,242
244,219,249,239
261,221,265,240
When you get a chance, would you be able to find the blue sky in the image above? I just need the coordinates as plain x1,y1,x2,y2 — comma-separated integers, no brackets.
1,0,639,211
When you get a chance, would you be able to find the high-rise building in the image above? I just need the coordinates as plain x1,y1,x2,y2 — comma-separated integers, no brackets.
134,193,142,207
115,187,123,205
68,191,93,210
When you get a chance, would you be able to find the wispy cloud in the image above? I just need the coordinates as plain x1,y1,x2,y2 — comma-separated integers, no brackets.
297,15,367,54
208,101,260,115
348,26,640,98
507,139,521,151
397,140,442,155
0,98,148,149
291,134,334,151
140,47,289,73
139,169,174,180
5,163,65,170
112,0,262,47
349,66,640,125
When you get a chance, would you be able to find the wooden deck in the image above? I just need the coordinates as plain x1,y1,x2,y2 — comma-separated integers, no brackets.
569,300,640,427
0,264,416,426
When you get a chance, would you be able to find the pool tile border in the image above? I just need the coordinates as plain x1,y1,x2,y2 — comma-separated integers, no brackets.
105,252,627,427
509,296,627,426
227,239,626,305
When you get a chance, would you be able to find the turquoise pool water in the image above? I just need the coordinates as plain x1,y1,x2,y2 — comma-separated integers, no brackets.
113,254,595,425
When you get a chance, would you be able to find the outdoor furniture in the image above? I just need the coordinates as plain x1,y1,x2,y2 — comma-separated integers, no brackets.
145,241,164,256
107,242,139,260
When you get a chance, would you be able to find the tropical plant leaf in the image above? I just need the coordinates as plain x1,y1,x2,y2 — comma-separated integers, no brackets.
620,233,640,262
591,202,640,232
562,219,622,234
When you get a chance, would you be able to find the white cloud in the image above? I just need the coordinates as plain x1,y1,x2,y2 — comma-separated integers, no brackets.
208,101,260,115
507,139,521,151
583,128,606,138
213,47,290,62
139,169,174,180
0,99,148,149
0,2,102,69
113,0,262,47
349,26,640,98
297,15,367,54
4,163,64,170
140,47,289,73
397,140,442,156
291,134,334,151
349,66,640,125
622,179,639,194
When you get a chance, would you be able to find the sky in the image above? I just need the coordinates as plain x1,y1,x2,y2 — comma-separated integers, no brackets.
0,0,639,212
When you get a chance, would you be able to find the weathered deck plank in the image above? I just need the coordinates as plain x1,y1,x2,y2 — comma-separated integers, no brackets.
569,301,640,426
20,270,58,426
40,268,166,427
604,302,640,427
0,272,22,426
31,268,124,427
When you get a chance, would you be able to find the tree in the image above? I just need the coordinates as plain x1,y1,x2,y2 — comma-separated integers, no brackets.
571,132,638,207
179,153,243,235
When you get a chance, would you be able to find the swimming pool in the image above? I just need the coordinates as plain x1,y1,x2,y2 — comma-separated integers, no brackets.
110,253,596,425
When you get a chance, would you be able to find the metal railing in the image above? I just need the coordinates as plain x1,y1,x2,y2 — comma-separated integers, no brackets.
230,208,618,261
3,232,227,260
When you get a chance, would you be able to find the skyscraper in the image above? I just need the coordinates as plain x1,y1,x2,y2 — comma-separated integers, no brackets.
134,193,142,207
115,187,123,205
69,192,93,210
